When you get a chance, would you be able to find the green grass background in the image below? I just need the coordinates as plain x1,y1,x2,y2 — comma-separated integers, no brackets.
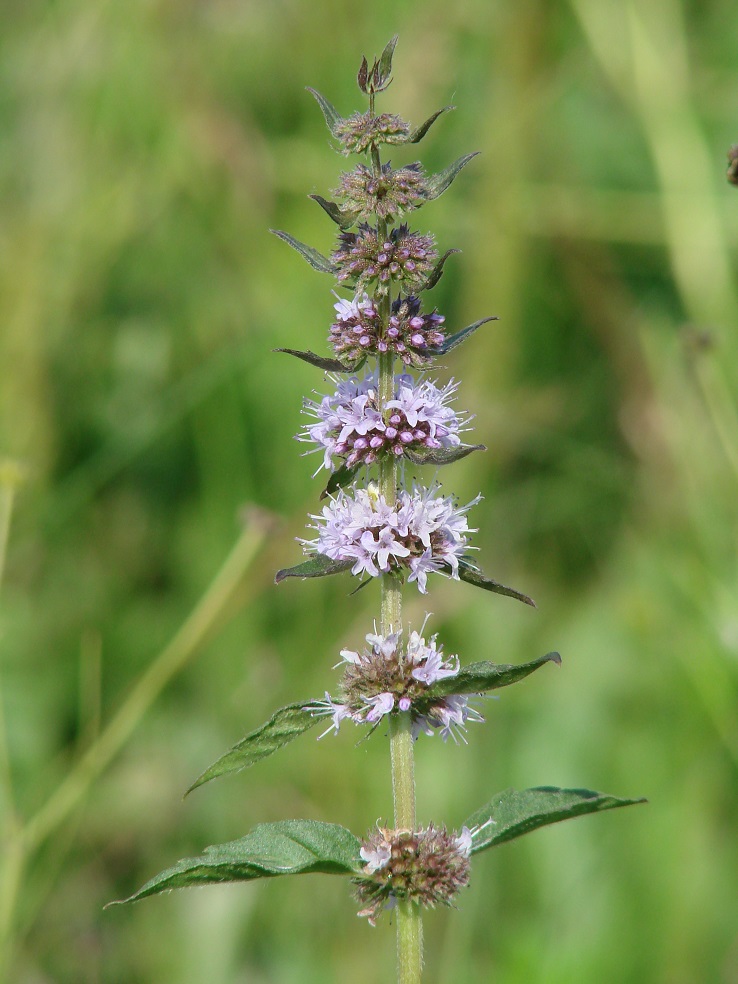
1,0,737,981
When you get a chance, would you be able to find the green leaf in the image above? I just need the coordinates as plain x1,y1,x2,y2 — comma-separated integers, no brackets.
426,152,480,200
419,248,461,292
464,787,647,854
275,555,353,583
108,820,362,905
305,87,344,135
186,703,319,795
275,348,356,373
457,559,536,607
407,106,455,144
432,316,498,355
378,35,399,85
404,444,486,467
309,195,355,229
271,230,335,274
425,651,561,700
320,463,361,500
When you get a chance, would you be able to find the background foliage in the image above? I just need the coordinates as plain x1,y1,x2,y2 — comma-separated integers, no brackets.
1,1,737,981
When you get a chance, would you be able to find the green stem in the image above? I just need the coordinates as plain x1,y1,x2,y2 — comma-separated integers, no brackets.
395,899,423,984
0,460,24,981
370,132,423,982
0,462,21,811
389,706,422,984
0,832,24,982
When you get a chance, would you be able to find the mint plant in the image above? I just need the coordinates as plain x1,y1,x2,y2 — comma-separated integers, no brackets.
111,37,644,983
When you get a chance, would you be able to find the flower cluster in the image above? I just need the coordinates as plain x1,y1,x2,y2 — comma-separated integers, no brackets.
328,292,447,367
300,371,466,472
354,823,473,925
333,223,437,294
303,625,484,742
302,485,478,592
334,162,427,222
335,111,410,155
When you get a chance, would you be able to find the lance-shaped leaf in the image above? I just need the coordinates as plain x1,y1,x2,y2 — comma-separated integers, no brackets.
426,152,480,201
320,462,361,500
271,230,336,274
275,348,361,373
305,87,344,135
407,106,455,144
464,787,647,854
357,55,369,93
109,820,363,905
425,651,561,700
404,443,486,467
275,555,353,584
430,316,498,356
419,248,461,292
377,35,399,87
310,194,355,230
457,559,536,607
186,703,319,795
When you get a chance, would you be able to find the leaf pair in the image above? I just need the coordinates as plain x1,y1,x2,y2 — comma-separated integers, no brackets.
185,650,559,795
109,787,645,905
275,314,499,380
274,554,535,608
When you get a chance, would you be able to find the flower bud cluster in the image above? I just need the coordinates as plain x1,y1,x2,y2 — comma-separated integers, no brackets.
335,111,410,155
300,371,467,472
303,626,483,742
328,293,447,367
333,223,437,294
355,823,473,925
302,485,479,592
334,162,427,222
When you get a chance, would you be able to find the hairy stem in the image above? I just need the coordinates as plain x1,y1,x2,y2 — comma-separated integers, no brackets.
371,130,422,984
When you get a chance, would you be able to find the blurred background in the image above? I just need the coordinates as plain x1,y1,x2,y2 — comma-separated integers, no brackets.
1,0,737,981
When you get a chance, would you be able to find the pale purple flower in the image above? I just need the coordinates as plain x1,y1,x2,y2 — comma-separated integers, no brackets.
300,371,468,473
333,291,377,323
407,548,446,594
360,836,392,874
409,629,460,685
413,694,484,743
454,826,474,858
364,628,402,658
302,485,479,594
457,818,496,857
302,693,360,738
363,692,395,723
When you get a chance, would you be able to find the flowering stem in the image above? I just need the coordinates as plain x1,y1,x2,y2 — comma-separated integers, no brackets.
370,128,422,981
